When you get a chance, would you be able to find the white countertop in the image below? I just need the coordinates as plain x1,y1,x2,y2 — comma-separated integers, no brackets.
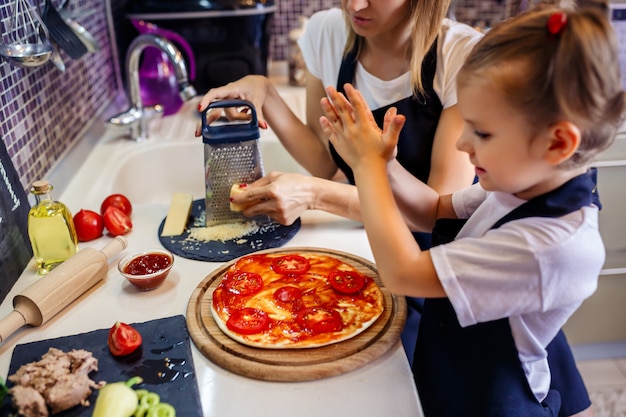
0,84,423,416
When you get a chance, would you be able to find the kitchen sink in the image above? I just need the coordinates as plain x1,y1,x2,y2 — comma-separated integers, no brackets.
55,86,309,210
109,141,205,205
104,130,308,206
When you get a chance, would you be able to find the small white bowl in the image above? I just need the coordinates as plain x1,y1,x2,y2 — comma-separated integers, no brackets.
118,248,174,291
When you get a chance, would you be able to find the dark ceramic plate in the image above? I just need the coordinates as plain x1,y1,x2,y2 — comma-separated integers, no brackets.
158,199,301,262
1,315,202,417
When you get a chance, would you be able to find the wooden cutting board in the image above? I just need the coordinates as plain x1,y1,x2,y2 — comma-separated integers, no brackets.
186,247,407,382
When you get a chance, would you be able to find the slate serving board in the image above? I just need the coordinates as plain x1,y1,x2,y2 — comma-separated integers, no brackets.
1,315,202,417
187,247,407,382
158,199,301,262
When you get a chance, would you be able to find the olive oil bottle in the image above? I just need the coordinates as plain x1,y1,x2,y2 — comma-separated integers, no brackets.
27,180,78,275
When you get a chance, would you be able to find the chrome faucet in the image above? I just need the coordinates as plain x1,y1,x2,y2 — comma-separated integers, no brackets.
108,34,197,142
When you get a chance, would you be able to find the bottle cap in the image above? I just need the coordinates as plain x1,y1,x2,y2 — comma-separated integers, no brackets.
32,180,52,192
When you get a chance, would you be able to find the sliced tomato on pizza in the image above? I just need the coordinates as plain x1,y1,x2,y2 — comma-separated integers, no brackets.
211,252,384,349
227,308,271,335
328,269,366,294
271,255,310,275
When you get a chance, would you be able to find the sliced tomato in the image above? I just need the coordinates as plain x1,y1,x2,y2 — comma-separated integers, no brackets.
102,206,133,236
108,321,142,356
226,308,270,335
328,269,366,295
224,272,263,296
273,286,303,303
271,255,310,275
296,307,343,335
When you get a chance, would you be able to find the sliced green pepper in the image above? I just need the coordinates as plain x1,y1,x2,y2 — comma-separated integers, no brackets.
146,403,176,417
133,391,159,417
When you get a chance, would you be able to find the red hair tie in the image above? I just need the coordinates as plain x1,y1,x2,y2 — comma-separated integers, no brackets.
547,11,568,36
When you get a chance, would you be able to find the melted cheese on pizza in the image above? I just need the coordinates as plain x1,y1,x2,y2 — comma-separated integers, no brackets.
211,253,384,349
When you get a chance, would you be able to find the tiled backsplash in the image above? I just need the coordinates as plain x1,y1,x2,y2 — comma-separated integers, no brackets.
269,0,528,60
269,0,340,61
0,0,116,194
1,0,623,198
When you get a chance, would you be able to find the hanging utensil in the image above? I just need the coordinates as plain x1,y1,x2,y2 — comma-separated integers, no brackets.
49,42,65,71
37,21,65,72
42,0,87,59
62,16,99,52
56,0,99,53
0,0,52,68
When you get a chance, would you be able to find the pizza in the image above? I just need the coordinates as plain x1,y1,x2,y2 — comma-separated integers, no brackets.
210,252,385,348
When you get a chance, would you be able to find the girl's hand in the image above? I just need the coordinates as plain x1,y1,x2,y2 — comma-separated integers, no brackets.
319,84,405,170
194,75,270,137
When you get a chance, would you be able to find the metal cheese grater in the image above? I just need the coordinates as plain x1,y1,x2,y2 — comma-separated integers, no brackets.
201,99,264,226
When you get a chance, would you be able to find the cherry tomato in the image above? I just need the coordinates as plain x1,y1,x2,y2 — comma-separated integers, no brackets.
107,321,142,356
296,307,343,334
226,308,270,335
223,272,263,296
328,269,366,295
73,209,104,242
103,206,133,236
101,194,132,217
271,255,310,275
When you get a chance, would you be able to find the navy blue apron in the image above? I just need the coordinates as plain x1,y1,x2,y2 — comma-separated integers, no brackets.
331,40,442,251
331,41,442,363
414,170,599,417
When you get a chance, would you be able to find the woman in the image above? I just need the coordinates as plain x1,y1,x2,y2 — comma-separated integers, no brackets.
197,0,479,362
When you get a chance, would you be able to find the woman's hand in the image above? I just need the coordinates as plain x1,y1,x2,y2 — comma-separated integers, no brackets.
319,84,405,171
194,75,271,137
230,172,318,226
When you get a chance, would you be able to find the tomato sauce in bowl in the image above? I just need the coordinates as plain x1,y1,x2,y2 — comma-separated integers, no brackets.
118,249,174,290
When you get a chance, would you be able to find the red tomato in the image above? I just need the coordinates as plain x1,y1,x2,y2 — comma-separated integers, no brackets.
296,307,343,334
226,308,270,335
103,206,133,236
73,209,104,242
328,269,366,295
101,194,132,217
271,255,310,275
224,272,263,296
107,321,142,356
273,286,303,303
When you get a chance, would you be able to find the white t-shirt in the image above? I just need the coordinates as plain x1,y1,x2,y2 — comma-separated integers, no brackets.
430,184,603,402
298,8,483,110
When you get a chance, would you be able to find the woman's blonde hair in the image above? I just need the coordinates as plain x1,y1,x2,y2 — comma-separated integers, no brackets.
458,7,626,168
342,0,451,96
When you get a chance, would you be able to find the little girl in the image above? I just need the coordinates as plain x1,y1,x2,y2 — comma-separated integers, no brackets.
319,6,625,417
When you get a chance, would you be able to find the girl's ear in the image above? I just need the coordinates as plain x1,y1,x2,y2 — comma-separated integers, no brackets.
544,121,581,165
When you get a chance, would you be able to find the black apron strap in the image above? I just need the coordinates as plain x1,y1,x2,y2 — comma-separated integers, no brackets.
332,40,442,186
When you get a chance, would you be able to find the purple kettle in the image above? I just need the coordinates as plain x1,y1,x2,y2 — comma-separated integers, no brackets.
131,19,197,116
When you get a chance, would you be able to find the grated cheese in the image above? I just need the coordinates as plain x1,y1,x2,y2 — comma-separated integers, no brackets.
187,221,260,243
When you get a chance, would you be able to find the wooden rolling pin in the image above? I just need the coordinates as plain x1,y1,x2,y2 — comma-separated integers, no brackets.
0,236,128,343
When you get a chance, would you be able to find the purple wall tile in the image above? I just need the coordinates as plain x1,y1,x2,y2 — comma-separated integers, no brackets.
0,0,115,194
